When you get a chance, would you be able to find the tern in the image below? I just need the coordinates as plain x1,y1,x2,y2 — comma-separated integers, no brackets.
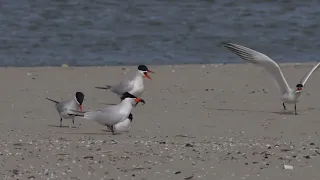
95,65,154,98
70,92,145,135
46,92,84,127
223,42,320,115
105,113,133,133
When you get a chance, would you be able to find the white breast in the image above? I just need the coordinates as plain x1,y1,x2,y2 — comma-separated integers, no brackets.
114,119,131,132
130,76,144,96
281,91,301,104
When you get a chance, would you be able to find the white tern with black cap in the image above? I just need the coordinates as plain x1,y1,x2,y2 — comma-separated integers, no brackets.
95,65,154,98
46,92,85,127
70,92,145,135
223,42,320,115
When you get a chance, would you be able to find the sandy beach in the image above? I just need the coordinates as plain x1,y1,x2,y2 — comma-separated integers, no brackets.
1,63,320,180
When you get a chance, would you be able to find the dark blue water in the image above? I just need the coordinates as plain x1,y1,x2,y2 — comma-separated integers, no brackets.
0,0,320,66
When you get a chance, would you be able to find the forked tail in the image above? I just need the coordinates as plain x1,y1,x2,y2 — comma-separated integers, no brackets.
68,110,97,119
68,113,85,117
95,85,112,90
68,109,85,117
45,98,59,104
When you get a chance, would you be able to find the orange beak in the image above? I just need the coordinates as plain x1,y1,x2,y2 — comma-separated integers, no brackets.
144,72,151,80
79,105,83,112
135,98,146,104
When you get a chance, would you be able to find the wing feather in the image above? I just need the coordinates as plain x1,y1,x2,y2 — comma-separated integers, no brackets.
110,80,133,96
300,62,320,86
223,42,291,94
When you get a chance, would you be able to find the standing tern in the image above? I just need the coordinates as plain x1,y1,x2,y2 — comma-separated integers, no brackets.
223,42,320,115
95,65,154,98
46,92,84,127
71,92,145,135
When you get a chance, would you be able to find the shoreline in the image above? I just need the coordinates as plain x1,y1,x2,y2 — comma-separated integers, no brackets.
0,61,319,69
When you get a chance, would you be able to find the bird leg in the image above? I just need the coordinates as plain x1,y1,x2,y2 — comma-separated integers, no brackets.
294,104,297,115
60,118,62,127
106,125,116,135
111,125,115,135
282,103,286,110
71,117,77,128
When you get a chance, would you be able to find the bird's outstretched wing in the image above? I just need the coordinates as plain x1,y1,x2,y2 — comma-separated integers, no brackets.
223,42,291,94
300,62,320,86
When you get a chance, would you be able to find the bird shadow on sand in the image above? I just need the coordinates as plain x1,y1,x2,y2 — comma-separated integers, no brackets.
99,102,145,107
61,132,111,135
61,129,125,135
100,129,128,134
48,125,77,128
205,108,301,115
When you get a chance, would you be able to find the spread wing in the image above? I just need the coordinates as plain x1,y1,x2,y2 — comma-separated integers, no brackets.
223,42,291,94
300,62,320,86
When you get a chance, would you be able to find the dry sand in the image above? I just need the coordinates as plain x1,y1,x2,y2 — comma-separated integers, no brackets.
1,63,320,180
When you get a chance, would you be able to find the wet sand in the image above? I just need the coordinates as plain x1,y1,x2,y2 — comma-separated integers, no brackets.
1,63,320,180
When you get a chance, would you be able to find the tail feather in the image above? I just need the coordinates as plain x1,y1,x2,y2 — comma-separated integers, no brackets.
69,110,97,119
68,113,84,117
82,111,97,119
45,98,60,104
68,109,85,117
70,109,86,113
95,85,112,90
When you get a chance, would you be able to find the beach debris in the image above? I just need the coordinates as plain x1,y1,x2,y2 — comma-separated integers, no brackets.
27,175,35,179
12,169,19,175
304,155,311,159
61,64,69,68
204,88,214,91
184,175,194,179
83,155,94,159
281,148,291,152
175,134,196,138
185,143,193,147
283,164,293,170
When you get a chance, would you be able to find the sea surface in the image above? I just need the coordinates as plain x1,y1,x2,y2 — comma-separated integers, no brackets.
0,0,320,66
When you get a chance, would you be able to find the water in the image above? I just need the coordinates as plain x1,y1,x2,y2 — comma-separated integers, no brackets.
0,0,320,66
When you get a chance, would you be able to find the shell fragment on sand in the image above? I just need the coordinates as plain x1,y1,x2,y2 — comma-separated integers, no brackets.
284,164,293,170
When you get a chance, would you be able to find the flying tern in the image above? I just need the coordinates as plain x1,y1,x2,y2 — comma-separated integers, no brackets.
46,92,84,127
223,42,320,115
